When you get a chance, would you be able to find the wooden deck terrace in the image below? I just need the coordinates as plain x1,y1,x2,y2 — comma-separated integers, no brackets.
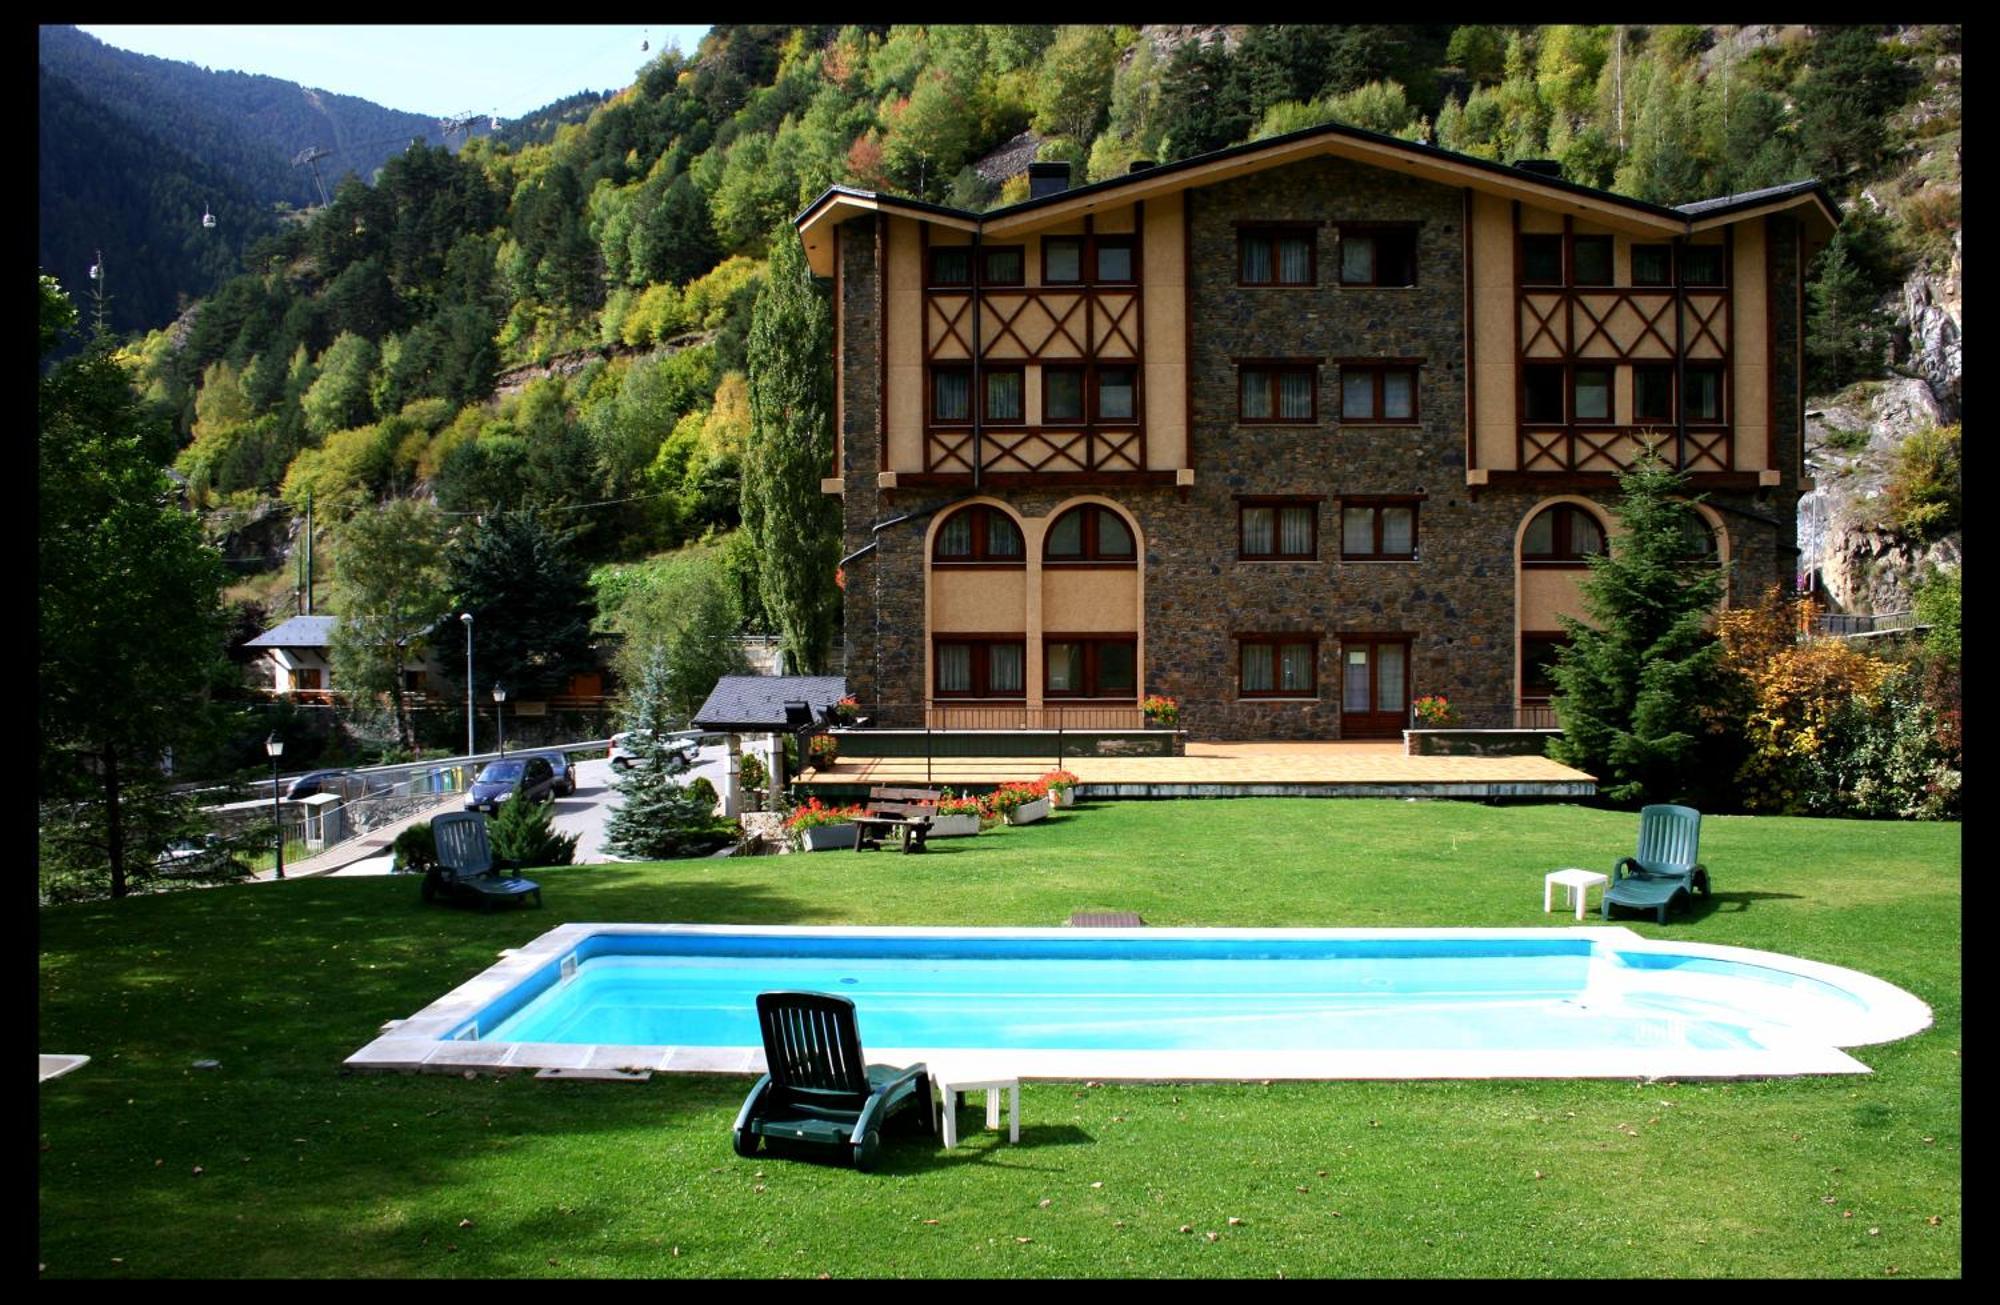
800,740,1596,800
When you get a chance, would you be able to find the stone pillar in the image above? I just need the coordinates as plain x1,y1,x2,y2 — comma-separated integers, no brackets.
720,732,742,818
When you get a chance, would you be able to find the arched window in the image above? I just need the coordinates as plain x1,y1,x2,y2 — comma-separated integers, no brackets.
1522,504,1607,564
1043,504,1137,565
932,505,1024,565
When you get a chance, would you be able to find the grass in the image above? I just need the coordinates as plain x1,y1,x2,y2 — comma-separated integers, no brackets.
38,799,1960,1278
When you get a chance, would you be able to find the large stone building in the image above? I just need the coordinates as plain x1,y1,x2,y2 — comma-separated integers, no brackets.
796,122,1837,740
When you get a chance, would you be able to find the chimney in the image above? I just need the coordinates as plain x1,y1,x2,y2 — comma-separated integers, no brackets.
1515,159,1566,179
1027,161,1072,199
1127,159,1157,174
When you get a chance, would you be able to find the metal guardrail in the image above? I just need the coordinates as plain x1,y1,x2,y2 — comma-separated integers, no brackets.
1811,611,1917,638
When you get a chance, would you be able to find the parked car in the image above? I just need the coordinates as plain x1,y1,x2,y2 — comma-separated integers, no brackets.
463,755,559,814
528,749,577,797
608,731,699,771
282,769,347,800
152,834,245,880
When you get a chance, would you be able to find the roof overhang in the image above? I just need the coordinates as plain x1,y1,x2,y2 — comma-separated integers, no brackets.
798,188,979,276
1686,190,1842,245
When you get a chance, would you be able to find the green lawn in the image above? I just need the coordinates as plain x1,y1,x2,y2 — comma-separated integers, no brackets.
38,800,1961,1278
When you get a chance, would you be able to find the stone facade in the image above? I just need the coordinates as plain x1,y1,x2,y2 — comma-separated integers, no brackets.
833,158,1802,740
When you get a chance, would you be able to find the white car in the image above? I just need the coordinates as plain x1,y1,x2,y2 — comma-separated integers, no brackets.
608,731,699,771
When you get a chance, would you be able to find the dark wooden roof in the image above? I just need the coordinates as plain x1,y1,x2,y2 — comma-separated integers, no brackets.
692,675,849,733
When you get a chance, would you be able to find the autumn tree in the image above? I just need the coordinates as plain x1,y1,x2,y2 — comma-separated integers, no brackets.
743,228,841,675
1031,24,1119,151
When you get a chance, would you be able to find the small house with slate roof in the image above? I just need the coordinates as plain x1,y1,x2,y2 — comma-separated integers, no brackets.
241,614,447,702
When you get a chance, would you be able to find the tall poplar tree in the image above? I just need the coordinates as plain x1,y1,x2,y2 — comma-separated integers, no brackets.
742,228,840,676
40,275,230,898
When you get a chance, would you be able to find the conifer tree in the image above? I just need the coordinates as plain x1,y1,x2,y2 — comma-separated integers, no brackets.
1805,234,1892,393
1546,453,1732,807
488,789,579,867
742,228,841,675
603,647,731,860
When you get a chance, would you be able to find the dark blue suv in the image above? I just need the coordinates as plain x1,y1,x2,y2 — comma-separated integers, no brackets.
464,755,559,815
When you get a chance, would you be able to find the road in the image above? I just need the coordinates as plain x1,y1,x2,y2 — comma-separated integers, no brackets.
329,746,731,877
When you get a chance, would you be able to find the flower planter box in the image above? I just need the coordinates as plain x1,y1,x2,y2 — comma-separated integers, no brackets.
797,824,859,852
1004,797,1050,826
1049,788,1076,808
927,813,982,838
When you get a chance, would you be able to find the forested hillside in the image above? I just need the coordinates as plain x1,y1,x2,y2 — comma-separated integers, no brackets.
38,25,491,336
96,24,1956,652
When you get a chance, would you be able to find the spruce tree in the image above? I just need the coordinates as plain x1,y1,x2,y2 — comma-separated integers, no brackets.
489,792,579,868
1805,235,1891,393
1546,454,1731,807
742,228,841,675
603,647,731,860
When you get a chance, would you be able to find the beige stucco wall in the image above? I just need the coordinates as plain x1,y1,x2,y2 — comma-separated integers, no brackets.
1143,192,1187,470
1519,568,1590,631
1732,221,1770,472
1471,191,1517,472
931,569,1029,632
887,216,926,472
1041,569,1139,633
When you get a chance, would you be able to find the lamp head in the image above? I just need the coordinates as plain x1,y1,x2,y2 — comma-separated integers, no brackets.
492,683,507,703
460,612,473,625
265,733,284,759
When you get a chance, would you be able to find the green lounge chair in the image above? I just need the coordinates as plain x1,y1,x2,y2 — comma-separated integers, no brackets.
421,812,541,910
1601,803,1710,924
732,991,930,1172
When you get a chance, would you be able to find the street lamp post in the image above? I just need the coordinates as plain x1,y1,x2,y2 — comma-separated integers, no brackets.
265,733,286,880
459,612,475,757
493,683,507,757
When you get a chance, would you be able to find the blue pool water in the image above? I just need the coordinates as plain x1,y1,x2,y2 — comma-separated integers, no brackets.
470,932,1878,1055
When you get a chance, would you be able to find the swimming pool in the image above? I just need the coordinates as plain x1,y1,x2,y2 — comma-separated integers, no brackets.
346,924,1932,1081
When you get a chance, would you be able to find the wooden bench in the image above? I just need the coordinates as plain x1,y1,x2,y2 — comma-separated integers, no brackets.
853,786,943,854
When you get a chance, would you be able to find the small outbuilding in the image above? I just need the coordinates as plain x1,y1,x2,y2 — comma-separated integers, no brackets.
691,675,849,815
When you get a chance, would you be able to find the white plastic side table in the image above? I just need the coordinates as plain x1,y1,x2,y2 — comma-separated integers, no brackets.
1545,868,1610,920
931,1068,1019,1147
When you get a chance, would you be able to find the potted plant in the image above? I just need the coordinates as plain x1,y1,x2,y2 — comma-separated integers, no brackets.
807,733,840,769
928,790,984,838
987,780,1050,826
1412,694,1460,727
1141,694,1180,728
1040,769,1081,808
737,751,768,810
829,695,860,724
784,797,867,851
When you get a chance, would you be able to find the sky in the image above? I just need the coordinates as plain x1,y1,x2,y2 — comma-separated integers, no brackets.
75,25,713,120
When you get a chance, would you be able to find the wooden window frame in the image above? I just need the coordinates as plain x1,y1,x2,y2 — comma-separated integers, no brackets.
1093,364,1140,425
1522,362,1567,424
1092,235,1138,285
928,246,972,288
1338,364,1421,425
1338,223,1418,287
1678,243,1727,288
982,364,1027,427
1633,363,1676,424
1237,634,1321,699
1631,243,1674,287
1521,234,1564,287
928,363,973,425
1237,361,1319,425
1041,363,1086,424
1520,630,1570,700
1043,504,1137,566
1683,362,1727,424
934,636,1028,700
1042,635,1139,700
1570,364,1616,426
1522,503,1609,567
979,245,1026,287
1237,223,1317,287
1571,235,1614,287
1338,497,1421,562
1237,497,1321,562
1040,235,1084,286
932,505,1026,567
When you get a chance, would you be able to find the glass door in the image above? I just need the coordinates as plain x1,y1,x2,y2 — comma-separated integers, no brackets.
1340,638,1410,738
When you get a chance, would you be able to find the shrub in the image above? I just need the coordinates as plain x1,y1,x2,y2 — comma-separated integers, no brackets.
737,752,768,791
1883,424,1960,543
489,795,580,868
391,820,438,874
685,776,719,814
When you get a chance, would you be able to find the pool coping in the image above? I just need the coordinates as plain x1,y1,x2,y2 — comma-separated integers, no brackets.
344,923,1934,1082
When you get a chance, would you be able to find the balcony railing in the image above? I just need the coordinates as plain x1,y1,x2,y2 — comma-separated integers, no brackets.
925,425,1148,478
1518,425,1733,475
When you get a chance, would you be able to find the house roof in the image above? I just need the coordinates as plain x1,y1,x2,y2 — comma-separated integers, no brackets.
796,118,1841,272
692,675,849,733
243,615,337,649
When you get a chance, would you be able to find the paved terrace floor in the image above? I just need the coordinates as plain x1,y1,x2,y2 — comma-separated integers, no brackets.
802,740,1596,797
